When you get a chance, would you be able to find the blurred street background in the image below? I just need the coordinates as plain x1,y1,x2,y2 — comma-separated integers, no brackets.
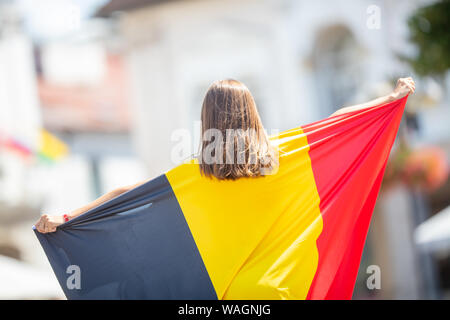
0,0,449,299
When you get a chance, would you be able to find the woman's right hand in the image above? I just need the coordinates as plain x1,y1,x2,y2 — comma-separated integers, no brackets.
35,214,65,233
391,77,415,100
330,77,416,117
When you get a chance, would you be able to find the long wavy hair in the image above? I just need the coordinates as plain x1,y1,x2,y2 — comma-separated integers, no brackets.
198,79,277,180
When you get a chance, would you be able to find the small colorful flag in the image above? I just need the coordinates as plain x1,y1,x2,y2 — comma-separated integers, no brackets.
0,129,68,163
37,129,69,162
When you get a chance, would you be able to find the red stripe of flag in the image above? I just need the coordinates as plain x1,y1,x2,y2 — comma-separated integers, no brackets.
302,96,408,299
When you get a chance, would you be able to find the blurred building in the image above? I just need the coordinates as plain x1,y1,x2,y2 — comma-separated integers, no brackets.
0,0,145,299
0,0,41,207
37,35,140,199
0,0,65,299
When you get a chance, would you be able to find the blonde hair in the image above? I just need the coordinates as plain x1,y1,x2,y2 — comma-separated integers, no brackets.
198,79,277,180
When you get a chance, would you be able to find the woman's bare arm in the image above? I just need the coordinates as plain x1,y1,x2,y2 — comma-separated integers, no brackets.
35,180,148,233
330,77,415,117
66,182,144,220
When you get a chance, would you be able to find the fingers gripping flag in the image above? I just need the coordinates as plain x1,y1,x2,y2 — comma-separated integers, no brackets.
34,96,408,299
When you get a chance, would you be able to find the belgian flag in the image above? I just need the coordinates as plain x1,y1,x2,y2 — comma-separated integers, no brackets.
34,96,408,299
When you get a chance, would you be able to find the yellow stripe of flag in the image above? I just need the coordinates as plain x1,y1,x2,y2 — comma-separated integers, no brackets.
166,126,323,299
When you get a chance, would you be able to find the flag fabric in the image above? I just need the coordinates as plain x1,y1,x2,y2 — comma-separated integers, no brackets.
34,96,408,300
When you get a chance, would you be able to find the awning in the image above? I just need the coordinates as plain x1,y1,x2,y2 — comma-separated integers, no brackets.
0,255,65,299
415,206,450,254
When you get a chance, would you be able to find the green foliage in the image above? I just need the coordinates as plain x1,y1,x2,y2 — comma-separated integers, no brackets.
404,0,450,77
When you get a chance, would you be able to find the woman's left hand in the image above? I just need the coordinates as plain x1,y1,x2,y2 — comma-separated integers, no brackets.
391,77,415,100
34,214,65,233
